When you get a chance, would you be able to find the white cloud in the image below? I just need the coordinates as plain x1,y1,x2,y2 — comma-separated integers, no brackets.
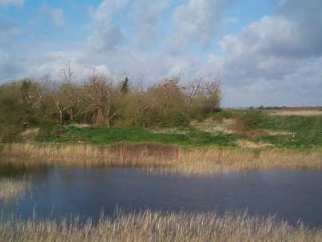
210,9,322,106
0,52,24,80
130,0,171,46
21,51,112,82
220,16,306,58
170,0,233,49
87,0,129,52
88,0,171,51
94,0,129,23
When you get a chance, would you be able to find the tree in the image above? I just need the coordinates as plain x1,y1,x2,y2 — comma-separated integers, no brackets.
120,76,129,94
19,79,44,126
187,77,221,118
143,79,190,127
83,75,119,127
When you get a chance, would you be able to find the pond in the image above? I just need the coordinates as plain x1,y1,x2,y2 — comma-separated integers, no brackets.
1,168,322,227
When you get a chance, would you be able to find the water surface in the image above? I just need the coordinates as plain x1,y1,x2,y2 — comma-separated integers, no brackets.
1,168,322,226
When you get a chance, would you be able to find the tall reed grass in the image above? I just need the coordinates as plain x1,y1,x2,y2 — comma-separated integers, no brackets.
173,148,322,175
0,143,178,168
1,143,322,175
1,211,321,242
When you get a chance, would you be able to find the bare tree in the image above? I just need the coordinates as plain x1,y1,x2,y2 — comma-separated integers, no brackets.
83,75,119,127
186,77,221,115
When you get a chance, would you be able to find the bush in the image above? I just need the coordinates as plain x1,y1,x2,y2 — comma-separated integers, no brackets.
0,77,222,142
139,80,190,127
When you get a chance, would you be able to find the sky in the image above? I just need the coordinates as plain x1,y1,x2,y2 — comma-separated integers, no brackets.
0,0,321,107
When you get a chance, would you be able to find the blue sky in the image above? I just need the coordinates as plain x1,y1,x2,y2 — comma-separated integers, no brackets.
0,0,321,107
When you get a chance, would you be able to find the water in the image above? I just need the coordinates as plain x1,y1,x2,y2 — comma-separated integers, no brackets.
1,168,322,226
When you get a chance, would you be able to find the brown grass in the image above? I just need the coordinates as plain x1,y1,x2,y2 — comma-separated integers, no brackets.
1,211,321,242
1,143,322,175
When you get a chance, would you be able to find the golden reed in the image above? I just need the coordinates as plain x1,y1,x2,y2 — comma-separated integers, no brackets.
1,143,322,174
1,211,322,242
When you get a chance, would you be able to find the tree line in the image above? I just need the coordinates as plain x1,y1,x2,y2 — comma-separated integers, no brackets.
0,74,221,141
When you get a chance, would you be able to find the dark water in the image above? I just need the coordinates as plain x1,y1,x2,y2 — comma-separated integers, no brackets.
1,168,322,226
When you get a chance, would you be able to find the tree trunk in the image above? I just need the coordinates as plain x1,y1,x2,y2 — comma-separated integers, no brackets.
95,108,105,127
59,110,63,125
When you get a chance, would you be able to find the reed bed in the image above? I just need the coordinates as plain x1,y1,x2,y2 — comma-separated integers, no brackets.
0,143,178,168
173,148,322,175
0,211,321,242
0,178,28,202
1,143,322,175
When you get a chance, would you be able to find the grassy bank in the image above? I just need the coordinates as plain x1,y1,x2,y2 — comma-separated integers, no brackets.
33,109,322,150
207,109,322,149
1,109,322,174
1,211,321,242
1,143,322,175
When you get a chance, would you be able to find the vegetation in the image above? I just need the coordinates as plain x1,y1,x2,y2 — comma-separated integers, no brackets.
0,76,221,142
41,126,237,147
1,76,321,150
1,211,321,242
233,110,322,149
5,108,320,150
0,178,28,202
254,115,322,148
1,78,322,241
1,144,321,174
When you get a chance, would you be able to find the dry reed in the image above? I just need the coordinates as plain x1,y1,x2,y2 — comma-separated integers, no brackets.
173,148,322,175
0,211,321,242
0,143,178,168
0,178,28,202
1,143,322,175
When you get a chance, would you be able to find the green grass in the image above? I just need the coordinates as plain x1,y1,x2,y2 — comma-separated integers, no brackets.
203,110,322,149
21,109,322,149
41,126,238,147
253,115,322,148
